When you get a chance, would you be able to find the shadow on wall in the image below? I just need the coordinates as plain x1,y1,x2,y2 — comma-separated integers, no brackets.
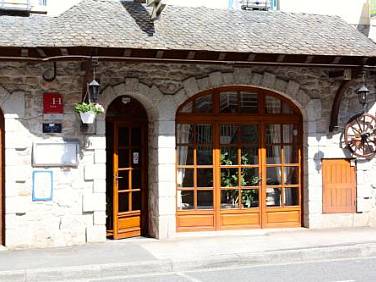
122,1,155,36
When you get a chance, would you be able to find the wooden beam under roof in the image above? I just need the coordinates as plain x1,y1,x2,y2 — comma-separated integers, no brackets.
36,48,47,57
276,55,285,62
247,53,256,61
218,52,226,61
304,55,314,63
21,49,28,57
60,48,69,56
123,49,132,57
155,50,164,58
187,51,196,60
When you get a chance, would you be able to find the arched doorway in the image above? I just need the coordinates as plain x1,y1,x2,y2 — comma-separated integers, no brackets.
106,96,148,239
0,109,3,245
176,86,303,231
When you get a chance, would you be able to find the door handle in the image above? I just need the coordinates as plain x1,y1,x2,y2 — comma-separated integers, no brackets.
115,176,123,179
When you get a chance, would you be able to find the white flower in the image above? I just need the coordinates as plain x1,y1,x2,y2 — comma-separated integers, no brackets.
94,103,104,113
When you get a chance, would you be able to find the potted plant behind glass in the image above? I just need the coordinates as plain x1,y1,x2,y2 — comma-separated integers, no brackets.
74,102,104,124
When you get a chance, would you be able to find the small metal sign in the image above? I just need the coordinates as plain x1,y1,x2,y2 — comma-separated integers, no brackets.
43,123,62,133
133,152,140,165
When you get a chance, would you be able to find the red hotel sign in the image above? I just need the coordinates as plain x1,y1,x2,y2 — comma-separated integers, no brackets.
43,92,63,113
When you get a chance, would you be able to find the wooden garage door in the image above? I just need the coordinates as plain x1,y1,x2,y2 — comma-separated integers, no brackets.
322,159,356,213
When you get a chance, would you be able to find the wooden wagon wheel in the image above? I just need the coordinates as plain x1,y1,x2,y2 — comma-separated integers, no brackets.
344,113,376,159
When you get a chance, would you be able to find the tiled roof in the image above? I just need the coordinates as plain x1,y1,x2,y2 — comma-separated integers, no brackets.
1,0,376,57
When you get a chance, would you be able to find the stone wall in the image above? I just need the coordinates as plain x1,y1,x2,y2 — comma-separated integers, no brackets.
0,60,375,248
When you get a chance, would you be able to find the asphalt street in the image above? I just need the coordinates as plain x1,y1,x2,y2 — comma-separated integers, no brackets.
93,256,376,282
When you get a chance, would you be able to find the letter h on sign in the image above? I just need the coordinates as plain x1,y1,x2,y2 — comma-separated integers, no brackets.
43,92,63,113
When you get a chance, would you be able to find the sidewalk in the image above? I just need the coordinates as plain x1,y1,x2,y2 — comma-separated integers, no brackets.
1,227,376,281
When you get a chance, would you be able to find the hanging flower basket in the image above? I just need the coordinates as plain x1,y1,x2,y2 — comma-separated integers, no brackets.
79,111,96,124
74,102,104,124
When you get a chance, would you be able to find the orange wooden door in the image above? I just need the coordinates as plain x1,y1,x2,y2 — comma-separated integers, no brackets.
322,159,356,213
113,122,147,239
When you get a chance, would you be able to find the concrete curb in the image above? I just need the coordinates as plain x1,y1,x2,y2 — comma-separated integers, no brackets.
2,242,376,281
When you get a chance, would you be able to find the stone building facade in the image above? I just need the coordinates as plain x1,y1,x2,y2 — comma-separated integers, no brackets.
0,61,375,248
1,0,376,248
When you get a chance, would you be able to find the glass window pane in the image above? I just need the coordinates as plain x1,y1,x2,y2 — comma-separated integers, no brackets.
220,124,239,144
221,168,238,187
176,124,194,144
240,125,258,144
131,191,141,211
241,168,260,187
241,189,259,208
197,191,213,209
266,146,281,164
221,190,239,209
266,124,281,144
284,145,298,164
241,146,258,165
118,127,129,146
220,92,238,113
284,188,299,206
196,124,212,144
282,102,293,114
284,167,299,185
283,124,294,143
180,101,193,113
177,145,194,166
118,171,129,191
240,92,258,113
221,147,238,165
266,96,281,113
177,190,194,210
118,149,129,168
177,168,194,188
197,169,213,187
119,192,129,212
195,95,212,113
132,169,141,189
197,145,212,165
266,187,281,207
267,167,282,185
131,127,141,146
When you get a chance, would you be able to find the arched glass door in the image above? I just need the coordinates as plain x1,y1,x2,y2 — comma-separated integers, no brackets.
176,87,302,231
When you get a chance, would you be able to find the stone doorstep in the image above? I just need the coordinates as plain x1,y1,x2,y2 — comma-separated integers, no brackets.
1,242,376,281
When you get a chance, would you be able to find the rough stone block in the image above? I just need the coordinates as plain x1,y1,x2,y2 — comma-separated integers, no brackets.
306,99,322,121
158,148,175,165
86,225,106,243
286,80,300,97
125,78,139,93
157,96,176,121
3,91,25,118
96,120,106,135
85,136,106,150
157,120,175,136
84,164,106,181
94,149,106,164
158,181,176,198
251,73,263,85
274,78,288,93
209,72,224,87
93,211,106,225
158,196,176,216
223,72,235,85
6,196,28,214
158,165,175,183
93,179,106,193
234,68,252,84
197,77,210,91
6,165,29,183
82,192,106,212
183,77,199,96
157,215,176,239
262,72,276,88
158,135,175,149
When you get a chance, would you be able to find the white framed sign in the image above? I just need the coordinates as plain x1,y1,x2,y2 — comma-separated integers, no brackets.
32,141,79,167
32,170,53,201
